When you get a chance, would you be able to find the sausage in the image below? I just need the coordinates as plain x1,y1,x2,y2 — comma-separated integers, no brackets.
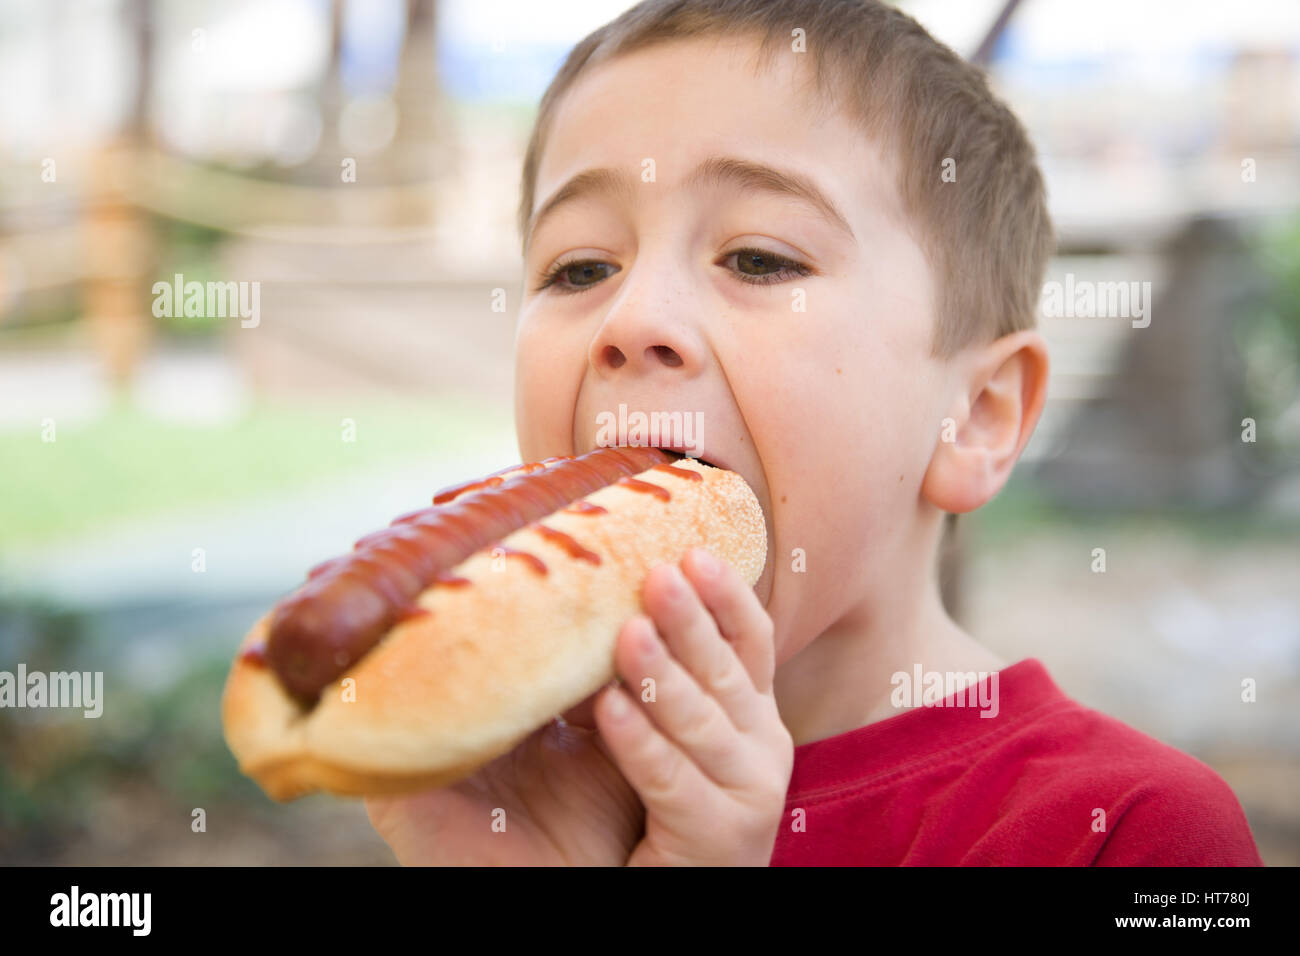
265,446,672,704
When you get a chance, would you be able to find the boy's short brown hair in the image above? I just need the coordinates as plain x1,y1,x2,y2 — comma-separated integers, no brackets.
518,0,1055,358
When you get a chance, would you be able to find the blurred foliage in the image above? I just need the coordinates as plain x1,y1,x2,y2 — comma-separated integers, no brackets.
975,474,1300,549
0,596,262,861
151,216,231,337
1233,215,1300,473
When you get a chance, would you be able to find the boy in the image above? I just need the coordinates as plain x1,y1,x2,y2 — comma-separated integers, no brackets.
365,0,1263,865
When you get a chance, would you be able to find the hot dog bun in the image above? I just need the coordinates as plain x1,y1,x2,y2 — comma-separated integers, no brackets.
221,455,766,801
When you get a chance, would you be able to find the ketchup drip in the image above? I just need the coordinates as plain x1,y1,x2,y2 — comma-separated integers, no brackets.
265,446,671,704
653,462,703,482
617,476,671,501
495,547,548,575
533,525,600,564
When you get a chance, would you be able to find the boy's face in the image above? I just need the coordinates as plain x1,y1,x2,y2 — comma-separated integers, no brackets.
515,35,951,663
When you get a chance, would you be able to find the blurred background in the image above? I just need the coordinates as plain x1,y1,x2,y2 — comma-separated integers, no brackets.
1,0,1297,865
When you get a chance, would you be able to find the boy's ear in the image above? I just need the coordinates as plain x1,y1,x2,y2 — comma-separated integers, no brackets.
921,329,1050,514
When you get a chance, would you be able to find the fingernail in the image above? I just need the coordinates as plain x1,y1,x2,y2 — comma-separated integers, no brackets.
693,548,720,578
636,619,659,658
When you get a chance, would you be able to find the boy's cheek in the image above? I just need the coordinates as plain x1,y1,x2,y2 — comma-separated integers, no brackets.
764,471,894,653
513,329,580,458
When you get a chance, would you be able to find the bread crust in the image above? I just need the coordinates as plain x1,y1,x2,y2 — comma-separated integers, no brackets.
221,457,766,801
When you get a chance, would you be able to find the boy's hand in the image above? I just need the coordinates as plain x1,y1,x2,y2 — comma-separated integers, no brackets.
364,692,643,866
594,547,794,866
365,547,790,867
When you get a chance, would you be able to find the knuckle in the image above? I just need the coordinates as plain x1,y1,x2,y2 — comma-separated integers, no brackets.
774,720,795,753
643,749,683,797
714,669,753,711
758,767,792,810
703,699,736,740
774,726,796,767
758,787,786,816
680,698,731,751
735,796,784,844
706,646,741,692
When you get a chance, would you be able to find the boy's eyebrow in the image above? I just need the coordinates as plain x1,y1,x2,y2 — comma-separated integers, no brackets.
526,155,856,251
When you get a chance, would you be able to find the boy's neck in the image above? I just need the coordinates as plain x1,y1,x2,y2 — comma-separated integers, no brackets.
772,578,1005,748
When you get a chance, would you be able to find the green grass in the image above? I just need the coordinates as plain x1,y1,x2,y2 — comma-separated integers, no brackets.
970,475,1300,549
0,394,512,548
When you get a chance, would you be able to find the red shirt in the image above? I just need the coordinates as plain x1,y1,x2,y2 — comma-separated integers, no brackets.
770,658,1263,865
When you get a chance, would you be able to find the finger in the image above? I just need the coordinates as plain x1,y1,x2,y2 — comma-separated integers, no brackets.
594,681,711,813
641,562,769,733
613,615,755,789
681,548,776,694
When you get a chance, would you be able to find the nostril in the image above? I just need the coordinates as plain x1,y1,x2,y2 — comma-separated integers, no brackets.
603,345,626,369
649,345,682,368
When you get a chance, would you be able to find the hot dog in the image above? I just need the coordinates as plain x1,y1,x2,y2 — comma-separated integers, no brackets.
221,446,766,801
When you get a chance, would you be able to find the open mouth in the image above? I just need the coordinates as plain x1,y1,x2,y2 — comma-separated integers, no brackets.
592,442,726,471
652,446,725,471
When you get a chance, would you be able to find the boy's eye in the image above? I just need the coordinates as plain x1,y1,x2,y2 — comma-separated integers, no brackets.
533,259,619,295
737,251,777,275
560,261,617,289
726,248,812,283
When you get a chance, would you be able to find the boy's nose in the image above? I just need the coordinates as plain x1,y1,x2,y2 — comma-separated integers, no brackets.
588,295,703,378
599,344,683,370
